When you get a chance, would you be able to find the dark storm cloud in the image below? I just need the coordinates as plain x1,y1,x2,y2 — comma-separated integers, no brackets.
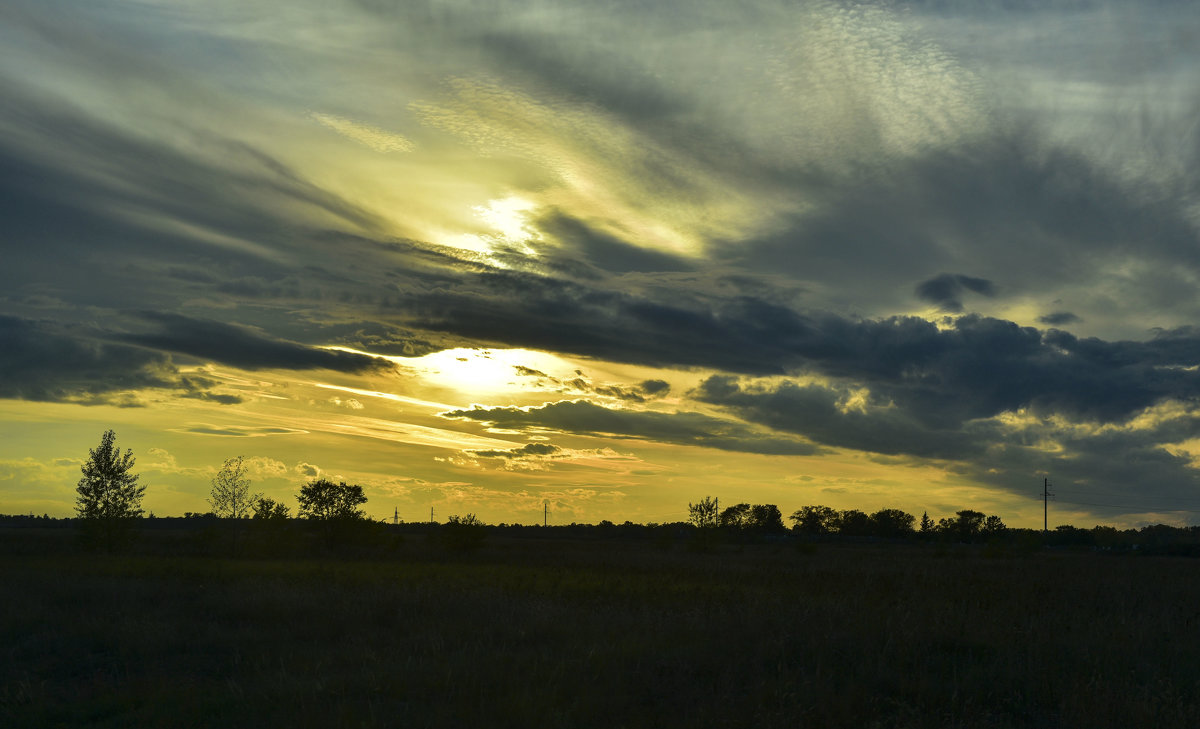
401,270,816,374
0,315,237,405
726,135,1200,317
694,373,1200,507
693,376,987,460
0,316,170,403
696,314,1200,427
441,400,821,456
402,263,1200,425
950,410,1200,513
639,379,670,396
117,313,392,373
1038,311,1081,325
915,273,996,312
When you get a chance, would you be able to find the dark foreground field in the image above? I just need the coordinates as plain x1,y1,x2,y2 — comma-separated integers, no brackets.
3,535,1200,728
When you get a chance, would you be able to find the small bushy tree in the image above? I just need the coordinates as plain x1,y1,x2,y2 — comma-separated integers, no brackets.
252,496,290,521
982,514,1007,538
441,513,487,551
718,503,751,528
688,496,719,529
297,479,367,521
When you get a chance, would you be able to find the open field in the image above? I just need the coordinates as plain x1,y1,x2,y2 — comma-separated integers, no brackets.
3,533,1200,728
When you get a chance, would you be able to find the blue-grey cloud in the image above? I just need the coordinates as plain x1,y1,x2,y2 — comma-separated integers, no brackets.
0,315,235,405
117,313,392,373
1038,311,1081,326
915,273,996,312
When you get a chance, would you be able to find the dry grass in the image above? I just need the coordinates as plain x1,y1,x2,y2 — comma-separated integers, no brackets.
2,537,1199,727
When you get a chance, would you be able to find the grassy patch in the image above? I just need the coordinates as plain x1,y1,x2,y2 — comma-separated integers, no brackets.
2,540,1199,727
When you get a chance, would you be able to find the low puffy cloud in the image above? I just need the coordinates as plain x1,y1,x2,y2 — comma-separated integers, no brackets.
295,462,321,478
639,379,670,396
235,457,289,481
441,399,820,456
468,442,562,459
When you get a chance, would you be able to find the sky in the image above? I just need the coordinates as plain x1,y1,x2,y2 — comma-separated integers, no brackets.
3,0,1200,527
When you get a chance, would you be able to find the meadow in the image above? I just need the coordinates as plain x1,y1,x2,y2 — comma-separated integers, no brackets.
3,530,1200,728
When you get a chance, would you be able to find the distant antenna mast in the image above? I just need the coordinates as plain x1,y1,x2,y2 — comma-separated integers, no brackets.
544,500,549,528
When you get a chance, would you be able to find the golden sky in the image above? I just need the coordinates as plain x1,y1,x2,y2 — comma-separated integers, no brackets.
3,0,1200,527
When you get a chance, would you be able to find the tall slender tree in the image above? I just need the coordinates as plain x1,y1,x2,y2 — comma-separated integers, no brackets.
208,456,261,519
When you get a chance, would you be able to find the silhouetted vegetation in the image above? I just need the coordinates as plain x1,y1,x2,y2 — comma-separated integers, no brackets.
74,429,144,551
251,495,290,521
686,495,719,529
16,446,1200,726
297,478,367,521
439,513,487,552
207,456,260,519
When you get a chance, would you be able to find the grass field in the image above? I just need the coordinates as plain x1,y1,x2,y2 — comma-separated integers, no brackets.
3,533,1200,728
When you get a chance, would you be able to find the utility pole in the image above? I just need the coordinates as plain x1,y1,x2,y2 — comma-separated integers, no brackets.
1043,477,1052,534
543,500,548,528
430,506,435,524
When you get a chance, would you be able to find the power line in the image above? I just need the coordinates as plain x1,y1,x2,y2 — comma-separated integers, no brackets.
1055,498,1200,513
1054,489,1200,507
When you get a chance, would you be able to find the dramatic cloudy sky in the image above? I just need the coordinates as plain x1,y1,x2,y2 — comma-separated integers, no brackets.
3,0,1200,526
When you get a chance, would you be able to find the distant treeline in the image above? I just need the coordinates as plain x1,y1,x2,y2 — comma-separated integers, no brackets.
7,509,1200,553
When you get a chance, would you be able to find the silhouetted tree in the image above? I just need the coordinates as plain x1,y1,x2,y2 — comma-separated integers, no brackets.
790,505,837,535
835,509,872,537
870,508,915,538
919,511,934,534
688,496,720,529
75,429,144,550
297,479,367,521
76,430,144,520
718,503,751,528
441,513,487,551
982,514,1007,538
252,496,290,521
747,504,786,533
937,510,987,542
208,456,261,519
